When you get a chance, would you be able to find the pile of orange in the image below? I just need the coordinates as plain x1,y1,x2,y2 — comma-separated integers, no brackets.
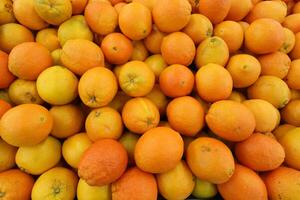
1,0,300,199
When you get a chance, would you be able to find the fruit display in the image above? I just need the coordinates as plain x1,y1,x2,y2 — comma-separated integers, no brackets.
1,0,300,199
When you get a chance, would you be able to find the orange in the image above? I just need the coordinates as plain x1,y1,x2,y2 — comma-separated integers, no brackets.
195,36,229,68
144,25,166,54
0,138,17,172
159,64,194,98
0,169,34,200
144,54,167,81
101,33,133,65
192,178,217,199
245,1,287,23
167,96,205,137
281,100,300,126
122,97,160,134
286,59,300,89
291,88,300,100
217,164,268,200
227,91,246,102
13,0,48,30
206,100,256,141
112,167,157,200
258,51,291,79
0,104,53,147
114,2,126,14
186,137,235,184
198,0,231,24
77,178,111,200
248,75,291,108
8,79,43,105
279,128,300,169
245,18,285,54
118,131,139,165
78,139,128,186
132,0,157,10
273,124,295,140
226,54,261,88
243,99,279,133
8,42,52,80
0,0,16,25
108,91,132,112
290,32,300,59
225,0,253,21
157,160,195,200
86,107,123,141
195,63,233,102
152,0,191,33
0,23,34,53
33,0,72,25
36,28,60,51
182,14,213,45
263,167,300,200
50,104,84,138
214,21,244,53
61,39,105,76
118,61,155,97
119,2,151,40
0,50,15,89
0,99,11,118
71,0,88,14
79,67,118,108
134,127,183,173
51,48,63,65
130,40,149,61
238,21,250,32
282,13,300,33
145,84,169,115
235,133,285,171
85,2,118,35
161,32,195,66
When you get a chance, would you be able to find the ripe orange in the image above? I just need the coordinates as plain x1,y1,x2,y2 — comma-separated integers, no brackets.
84,2,118,35
227,91,246,102
246,1,287,23
235,133,285,171
0,50,15,89
258,51,291,79
108,91,132,112
0,0,16,25
159,64,194,98
290,32,300,59
263,167,300,200
0,138,17,172
226,0,253,21
78,139,128,186
152,0,191,33
134,127,184,173
145,84,169,115
144,25,166,54
8,42,52,80
50,104,84,138
286,59,300,89
101,33,133,65
130,40,149,61
161,32,195,66
112,167,157,200
36,28,60,52
86,107,123,141
118,2,152,40
214,21,244,53
206,100,256,141
198,0,231,24
182,14,213,45
195,36,229,67
245,18,285,54
122,97,160,134
78,67,118,108
0,104,53,147
282,13,300,33
281,100,300,126
186,137,235,184
195,63,233,102
144,54,167,81
0,169,34,200
118,61,155,97
167,96,205,137
248,75,291,108
226,54,261,88
71,0,88,14
217,164,268,200
273,124,295,140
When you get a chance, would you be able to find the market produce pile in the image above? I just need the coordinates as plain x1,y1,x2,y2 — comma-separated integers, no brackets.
1,0,300,199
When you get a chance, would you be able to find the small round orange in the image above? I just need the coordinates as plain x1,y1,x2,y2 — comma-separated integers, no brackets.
134,127,184,173
290,32,300,59
159,64,194,98
206,100,256,142
285,59,300,89
0,50,15,89
36,28,60,51
0,99,11,118
198,0,231,24
282,13,300,33
130,40,149,61
225,0,253,21
280,27,295,54
281,100,300,126
144,25,166,54
195,63,233,102
145,84,168,115
71,0,88,14
273,124,296,140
